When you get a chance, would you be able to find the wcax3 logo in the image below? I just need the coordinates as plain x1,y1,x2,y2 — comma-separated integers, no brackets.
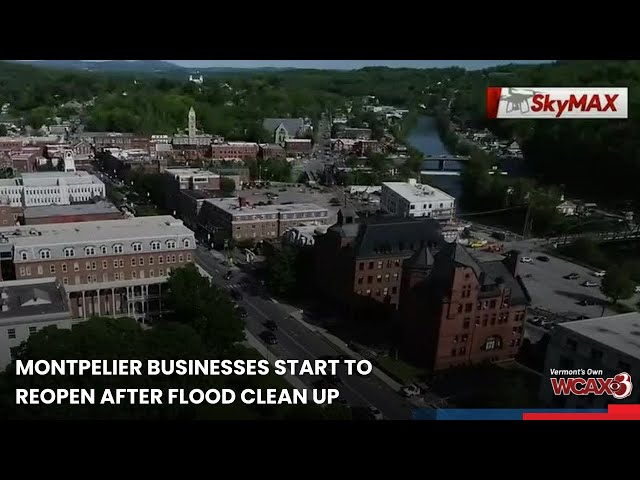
550,370,633,400
486,87,628,119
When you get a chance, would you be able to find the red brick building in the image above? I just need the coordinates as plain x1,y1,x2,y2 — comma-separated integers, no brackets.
259,143,286,160
210,142,259,161
399,245,529,371
285,139,312,154
313,209,443,312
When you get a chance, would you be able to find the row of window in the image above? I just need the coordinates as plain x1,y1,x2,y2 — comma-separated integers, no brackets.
357,273,400,285
457,301,516,315
358,259,402,271
19,253,192,277
565,338,629,368
355,287,398,297
7,326,39,340
20,240,191,261
62,268,171,285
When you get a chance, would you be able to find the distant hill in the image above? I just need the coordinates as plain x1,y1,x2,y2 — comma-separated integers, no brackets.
16,60,297,76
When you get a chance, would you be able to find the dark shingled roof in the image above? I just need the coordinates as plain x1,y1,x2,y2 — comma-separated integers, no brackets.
355,216,442,258
477,260,529,306
406,244,435,270
262,118,305,136
440,242,482,278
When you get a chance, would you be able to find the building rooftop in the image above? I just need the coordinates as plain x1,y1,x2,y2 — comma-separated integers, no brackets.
23,201,121,220
383,181,455,203
0,215,192,247
0,179,20,187
559,312,640,360
206,197,327,216
165,168,219,178
262,118,305,134
285,139,312,143
354,216,443,258
0,277,71,324
21,171,104,187
224,142,259,147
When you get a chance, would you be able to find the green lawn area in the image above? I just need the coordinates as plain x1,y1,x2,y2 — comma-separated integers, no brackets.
134,205,160,216
375,356,426,385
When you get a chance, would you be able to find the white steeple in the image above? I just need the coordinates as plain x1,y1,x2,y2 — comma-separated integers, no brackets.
188,107,196,139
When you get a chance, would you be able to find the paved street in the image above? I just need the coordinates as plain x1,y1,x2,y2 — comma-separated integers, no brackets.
194,246,417,420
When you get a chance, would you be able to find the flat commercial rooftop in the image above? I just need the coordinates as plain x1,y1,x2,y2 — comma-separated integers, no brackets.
383,181,454,203
206,197,327,215
21,171,104,187
560,312,640,360
0,277,70,322
0,215,192,247
23,201,121,219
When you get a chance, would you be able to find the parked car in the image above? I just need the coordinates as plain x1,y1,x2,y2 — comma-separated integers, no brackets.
520,257,533,264
264,320,278,331
635,285,640,293
564,273,580,280
401,384,421,397
260,330,278,345
576,315,590,320
236,306,249,318
230,289,243,301
367,406,384,420
593,270,606,277
582,281,599,288
536,256,550,262
579,298,596,306
225,270,233,280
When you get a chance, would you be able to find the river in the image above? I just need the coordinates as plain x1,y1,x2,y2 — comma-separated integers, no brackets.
406,115,463,200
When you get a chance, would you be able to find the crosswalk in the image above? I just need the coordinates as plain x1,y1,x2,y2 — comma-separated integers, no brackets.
221,282,250,291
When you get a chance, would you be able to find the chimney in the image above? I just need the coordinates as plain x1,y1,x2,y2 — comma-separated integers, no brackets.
408,178,417,186
239,197,247,208
502,250,521,277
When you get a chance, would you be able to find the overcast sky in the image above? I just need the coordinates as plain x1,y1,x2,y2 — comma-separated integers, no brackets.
86,60,552,70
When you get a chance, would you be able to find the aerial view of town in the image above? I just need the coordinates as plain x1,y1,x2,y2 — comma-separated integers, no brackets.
0,59,638,420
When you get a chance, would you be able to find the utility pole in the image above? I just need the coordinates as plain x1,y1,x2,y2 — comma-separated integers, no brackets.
522,202,533,239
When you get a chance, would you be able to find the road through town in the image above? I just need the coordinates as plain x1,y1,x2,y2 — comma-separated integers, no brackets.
194,246,417,420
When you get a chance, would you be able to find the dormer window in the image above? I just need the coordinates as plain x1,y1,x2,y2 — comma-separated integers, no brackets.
183,239,191,248
20,251,28,261
132,242,142,252
85,246,96,256
166,240,177,249
100,245,108,255
63,247,75,258
113,244,123,254
39,249,51,259
151,241,161,251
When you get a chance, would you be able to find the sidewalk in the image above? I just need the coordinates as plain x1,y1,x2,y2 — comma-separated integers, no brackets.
287,311,402,392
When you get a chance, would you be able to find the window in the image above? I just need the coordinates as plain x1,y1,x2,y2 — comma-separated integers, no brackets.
367,276,372,284
384,274,390,281
91,262,96,270
591,349,603,361
376,275,382,283
166,255,171,264
171,255,176,263
393,273,399,281
150,269,155,277
119,259,124,268
183,239,191,248
368,261,374,269
358,277,363,285
19,267,25,276
166,240,176,249
151,241,161,251
131,271,137,279
87,275,92,283
566,339,578,352
64,247,75,258
8,329,16,339
29,326,37,334
159,269,165,276
359,262,364,271
383,287,388,296
178,255,183,263
465,303,473,313
49,265,55,274
377,261,383,269
113,244,123,254
62,277,68,285
391,286,397,294
62,263,67,273
131,258,137,267
100,245,107,255
85,246,96,256
85,262,91,271
451,349,457,357
36,265,43,275
103,273,108,282
483,336,502,351
20,251,28,261
114,272,120,281
149,256,154,265
463,320,470,329
39,249,51,259
132,242,142,252
374,289,381,296
158,256,164,264
113,260,119,269
102,260,107,269
25,266,31,276
459,347,466,355
366,289,371,296
186,253,191,262
489,299,496,309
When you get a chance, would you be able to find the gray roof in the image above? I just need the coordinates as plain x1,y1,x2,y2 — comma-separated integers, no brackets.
439,242,482,278
0,277,71,324
560,312,640,360
262,118,305,136
406,244,435,270
355,216,443,258
477,260,528,306
23,201,121,220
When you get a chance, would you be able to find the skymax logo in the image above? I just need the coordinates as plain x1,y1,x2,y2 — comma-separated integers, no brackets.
550,372,633,400
531,93,619,118
486,87,628,119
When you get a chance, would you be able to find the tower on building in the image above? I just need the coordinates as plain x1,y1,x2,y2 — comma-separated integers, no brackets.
63,151,76,172
188,107,196,139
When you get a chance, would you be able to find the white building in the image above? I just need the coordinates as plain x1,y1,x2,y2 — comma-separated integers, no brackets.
380,179,455,220
556,200,577,216
0,277,73,371
0,172,106,208
539,313,640,409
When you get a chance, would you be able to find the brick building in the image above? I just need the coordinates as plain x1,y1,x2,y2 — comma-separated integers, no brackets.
0,216,196,324
399,246,529,371
210,142,259,161
259,143,286,160
285,139,313,154
93,133,134,151
313,209,443,310
335,127,372,140
22,201,123,225
199,197,328,243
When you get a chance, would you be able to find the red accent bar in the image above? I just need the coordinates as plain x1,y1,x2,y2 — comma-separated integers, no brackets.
486,87,502,119
524,404,640,421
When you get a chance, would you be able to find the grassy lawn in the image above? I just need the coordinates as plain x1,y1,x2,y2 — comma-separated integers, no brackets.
134,205,160,216
375,355,426,385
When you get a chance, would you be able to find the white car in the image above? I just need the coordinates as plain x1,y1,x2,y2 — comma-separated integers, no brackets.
635,285,640,293
593,270,606,277
401,384,421,397
520,257,533,264
582,281,599,288
367,406,384,420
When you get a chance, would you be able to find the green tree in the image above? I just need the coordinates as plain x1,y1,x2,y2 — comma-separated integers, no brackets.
0,124,7,136
266,247,298,297
601,267,635,303
220,177,236,196
163,264,245,352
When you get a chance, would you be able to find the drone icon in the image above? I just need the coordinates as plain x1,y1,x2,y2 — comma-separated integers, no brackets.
500,88,544,113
